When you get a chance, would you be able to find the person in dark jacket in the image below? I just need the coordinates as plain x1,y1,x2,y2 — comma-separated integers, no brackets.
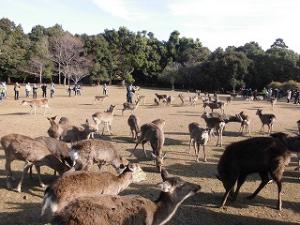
41,83,47,98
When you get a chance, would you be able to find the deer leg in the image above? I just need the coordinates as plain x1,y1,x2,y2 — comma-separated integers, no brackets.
247,172,269,200
131,139,141,156
194,141,198,160
270,167,284,210
5,159,13,189
108,123,113,135
232,174,247,201
220,178,237,207
189,137,193,153
34,165,45,188
142,140,148,158
16,162,32,192
202,145,207,162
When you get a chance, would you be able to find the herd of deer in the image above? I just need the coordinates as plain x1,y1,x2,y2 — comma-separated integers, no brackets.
1,90,300,225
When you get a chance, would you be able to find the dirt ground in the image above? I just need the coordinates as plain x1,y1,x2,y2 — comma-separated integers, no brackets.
0,85,299,225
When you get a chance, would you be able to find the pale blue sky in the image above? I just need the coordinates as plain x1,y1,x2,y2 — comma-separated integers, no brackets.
1,0,299,52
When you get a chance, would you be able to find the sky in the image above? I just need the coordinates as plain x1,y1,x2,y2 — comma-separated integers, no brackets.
1,0,300,53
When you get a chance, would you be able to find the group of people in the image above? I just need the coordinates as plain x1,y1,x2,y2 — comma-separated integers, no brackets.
10,82,56,100
286,89,300,104
67,84,81,97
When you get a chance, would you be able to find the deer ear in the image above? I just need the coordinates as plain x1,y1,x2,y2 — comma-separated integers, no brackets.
51,116,57,120
158,181,172,192
161,168,170,181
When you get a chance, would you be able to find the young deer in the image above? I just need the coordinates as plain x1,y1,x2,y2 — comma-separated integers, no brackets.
47,116,71,140
92,105,116,136
217,133,300,210
41,163,146,219
21,99,49,115
0,134,70,192
136,93,146,105
122,99,140,116
270,97,277,110
51,169,200,225
69,139,128,172
188,123,209,162
127,114,140,141
256,109,276,134
132,122,166,171
201,112,225,147
238,111,251,135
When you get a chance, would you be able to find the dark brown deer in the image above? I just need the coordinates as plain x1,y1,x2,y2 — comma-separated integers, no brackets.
217,133,300,210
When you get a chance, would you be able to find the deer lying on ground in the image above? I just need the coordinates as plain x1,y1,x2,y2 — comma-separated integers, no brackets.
201,112,225,147
21,99,49,115
51,169,200,225
122,99,140,116
256,109,276,134
94,95,108,104
188,122,209,162
69,139,128,172
92,105,116,136
203,101,225,113
47,116,70,140
132,122,166,171
41,163,146,219
0,134,70,192
47,117,97,142
127,114,140,141
217,132,300,210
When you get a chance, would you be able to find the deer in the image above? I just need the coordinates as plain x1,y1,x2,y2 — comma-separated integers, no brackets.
178,93,190,105
0,134,70,192
238,111,251,135
297,120,300,135
188,123,209,162
203,101,225,113
270,97,277,110
122,99,140,116
51,169,201,225
189,94,199,106
217,132,300,211
132,122,166,171
136,93,146,105
256,109,276,134
127,114,140,141
201,112,225,147
94,95,108,104
41,163,146,219
92,104,116,136
21,99,49,115
155,93,167,101
69,139,128,172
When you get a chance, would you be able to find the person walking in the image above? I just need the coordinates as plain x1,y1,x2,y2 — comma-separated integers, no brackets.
126,84,134,103
41,83,47,98
103,83,108,96
25,82,31,98
287,89,292,103
14,82,20,100
50,82,55,98
32,83,38,99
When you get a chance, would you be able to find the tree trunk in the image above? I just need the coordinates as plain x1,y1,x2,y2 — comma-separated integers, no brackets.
39,66,42,84
58,63,61,85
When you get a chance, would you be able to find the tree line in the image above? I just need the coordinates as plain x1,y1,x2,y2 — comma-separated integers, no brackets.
0,17,299,91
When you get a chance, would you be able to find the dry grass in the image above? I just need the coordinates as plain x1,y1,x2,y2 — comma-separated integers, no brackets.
0,85,299,225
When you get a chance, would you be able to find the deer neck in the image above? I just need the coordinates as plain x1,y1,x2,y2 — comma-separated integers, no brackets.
117,172,133,192
152,192,193,225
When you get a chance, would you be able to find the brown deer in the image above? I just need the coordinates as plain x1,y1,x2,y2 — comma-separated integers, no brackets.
41,163,146,219
21,99,49,115
92,105,116,136
51,169,200,225
1,134,70,192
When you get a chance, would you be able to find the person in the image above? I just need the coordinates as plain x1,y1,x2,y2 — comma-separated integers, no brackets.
25,82,31,98
287,89,292,103
103,83,108,96
126,84,134,103
0,82,4,101
33,83,38,99
76,84,81,96
41,83,47,98
68,86,72,97
253,89,258,101
2,82,7,98
294,90,300,104
14,82,20,100
50,82,55,98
